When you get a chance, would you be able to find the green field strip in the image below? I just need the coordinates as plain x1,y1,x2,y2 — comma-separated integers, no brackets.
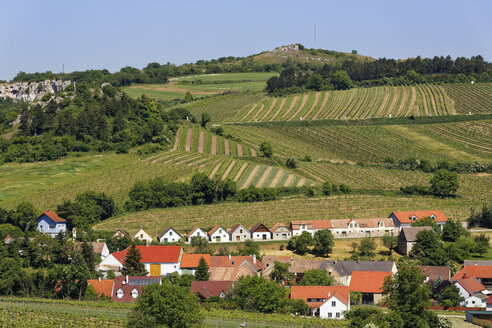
186,154,215,167
249,103,266,122
283,173,296,187
416,85,430,116
228,140,237,156
404,86,417,116
259,97,278,121
311,92,330,120
333,88,353,119
394,86,408,117
233,162,249,182
418,125,492,155
220,160,237,180
227,160,244,180
216,158,233,177
175,153,207,165
238,164,261,188
217,135,226,155
319,90,341,119
204,132,212,154
236,163,255,186
191,126,201,152
269,97,287,121
160,152,195,164
275,171,290,188
281,95,299,119
150,150,186,163
237,103,258,121
374,87,391,118
261,167,278,188
421,85,437,116
177,127,188,150
296,92,318,120
288,94,309,121
300,92,321,120
250,165,268,187
208,161,225,179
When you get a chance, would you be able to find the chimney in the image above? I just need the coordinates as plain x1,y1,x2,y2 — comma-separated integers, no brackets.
126,275,129,284
253,254,256,264
228,254,231,260
98,277,101,283
328,292,331,297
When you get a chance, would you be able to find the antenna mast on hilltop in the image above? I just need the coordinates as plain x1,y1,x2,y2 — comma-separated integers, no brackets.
314,24,317,48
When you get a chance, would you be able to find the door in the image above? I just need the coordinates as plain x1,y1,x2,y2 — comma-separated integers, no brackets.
236,236,240,241
150,264,161,276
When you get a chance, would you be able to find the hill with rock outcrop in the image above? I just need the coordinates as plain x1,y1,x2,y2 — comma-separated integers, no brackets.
0,80,71,102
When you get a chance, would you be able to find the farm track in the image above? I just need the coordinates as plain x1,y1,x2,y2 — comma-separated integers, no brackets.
270,98,286,121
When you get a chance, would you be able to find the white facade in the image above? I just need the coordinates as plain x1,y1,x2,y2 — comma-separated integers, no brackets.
143,262,179,276
187,227,207,242
98,254,123,274
329,219,398,238
318,295,349,319
464,294,488,308
209,227,229,243
292,224,315,236
95,242,110,260
133,229,153,244
252,231,272,240
158,228,181,243
37,218,67,237
271,226,291,240
230,225,251,242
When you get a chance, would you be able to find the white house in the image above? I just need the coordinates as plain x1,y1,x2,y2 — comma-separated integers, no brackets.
112,229,128,239
389,210,448,231
289,221,315,236
208,225,229,243
36,211,67,238
324,218,398,238
98,253,124,275
250,223,272,241
271,223,291,240
290,286,350,319
157,227,181,243
229,224,251,242
132,229,153,244
455,278,489,308
186,226,207,243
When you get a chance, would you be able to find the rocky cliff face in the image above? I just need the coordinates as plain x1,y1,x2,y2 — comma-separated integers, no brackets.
0,80,71,102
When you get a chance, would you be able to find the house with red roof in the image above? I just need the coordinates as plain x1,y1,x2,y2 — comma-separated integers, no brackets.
290,221,315,236
453,265,492,288
179,254,211,275
208,255,262,281
190,281,234,300
454,277,489,308
327,218,396,238
349,271,392,304
112,276,161,302
36,211,67,237
87,278,114,298
208,225,229,243
290,286,350,319
186,226,207,243
390,210,448,230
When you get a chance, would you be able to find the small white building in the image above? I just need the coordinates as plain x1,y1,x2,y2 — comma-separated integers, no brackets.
132,229,153,244
36,211,67,238
325,218,398,238
98,253,124,275
271,223,291,240
289,221,315,236
290,286,350,319
157,227,181,243
186,226,207,243
208,225,229,243
229,224,251,242
455,278,490,308
250,223,272,241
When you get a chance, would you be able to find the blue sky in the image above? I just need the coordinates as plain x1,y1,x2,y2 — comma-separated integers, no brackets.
1,0,491,81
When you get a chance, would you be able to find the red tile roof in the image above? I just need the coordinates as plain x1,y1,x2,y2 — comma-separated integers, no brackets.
455,278,486,295
270,222,287,232
38,211,67,223
312,220,333,229
452,266,492,280
209,256,262,271
391,210,447,224
487,295,492,305
190,281,234,299
186,226,201,238
88,279,114,298
419,266,451,281
112,245,182,264
350,271,392,294
208,225,225,237
290,221,314,230
112,276,161,303
180,254,211,268
290,286,349,308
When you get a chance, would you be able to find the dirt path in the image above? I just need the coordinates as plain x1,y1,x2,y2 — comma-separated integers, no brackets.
417,85,429,116
257,166,273,188
312,92,329,120
427,86,438,115
250,149,257,157
289,94,309,120
269,169,284,188
224,139,230,155
270,98,286,121
185,128,193,152
237,144,243,157
375,87,390,117
406,86,417,116
208,161,223,179
250,104,265,122
242,165,261,188
281,96,299,119
172,128,181,151
303,92,321,119
296,178,306,187
198,131,205,153
211,135,217,155
284,174,296,187
240,104,257,121
396,86,409,117
260,98,277,121
233,162,249,182
221,160,236,180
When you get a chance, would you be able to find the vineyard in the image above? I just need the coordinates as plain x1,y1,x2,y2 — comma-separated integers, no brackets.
443,82,492,114
226,85,457,123
94,194,480,233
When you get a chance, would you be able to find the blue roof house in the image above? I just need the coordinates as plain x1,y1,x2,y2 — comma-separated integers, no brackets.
36,211,67,237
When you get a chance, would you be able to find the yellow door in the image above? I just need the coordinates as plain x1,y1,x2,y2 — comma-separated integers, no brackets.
150,264,161,276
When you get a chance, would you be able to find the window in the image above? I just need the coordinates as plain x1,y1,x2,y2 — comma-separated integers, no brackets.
170,231,173,235
472,301,476,304
301,224,306,229
430,215,436,220
328,313,332,318
332,301,336,307
342,231,347,236
411,216,417,221
131,289,138,298
117,289,124,299
349,223,353,228
140,234,143,238
164,238,168,243
49,225,55,230
240,229,243,233
336,312,340,318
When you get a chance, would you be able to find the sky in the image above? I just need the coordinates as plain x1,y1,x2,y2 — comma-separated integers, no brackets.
1,0,491,81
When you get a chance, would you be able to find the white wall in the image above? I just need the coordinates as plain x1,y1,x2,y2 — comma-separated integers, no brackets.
465,295,486,308
144,262,180,276
252,232,271,240
210,228,229,243
319,295,349,319
159,230,181,243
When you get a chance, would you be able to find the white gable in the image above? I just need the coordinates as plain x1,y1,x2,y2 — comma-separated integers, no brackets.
133,229,153,243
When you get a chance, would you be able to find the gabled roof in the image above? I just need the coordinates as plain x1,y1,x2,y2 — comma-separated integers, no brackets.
350,271,392,294
230,224,250,234
209,266,256,281
37,211,67,223
290,286,350,308
180,254,211,268
329,219,351,229
270,222,288,232
391,210,448,224
186,226,203,238
209,256,262,271
250,223,271,233
112,276,160,302
208,225,227,237
157,227,181,239
190,281,234,299
358,218,394,228
452,265,492,280
399,226,433,242
289,221,314,230
88,279,114,298
112,245,182,264
455,277,486,295
312,220,333,229
322,260,395,276
419,266,451,281
113,229,128,238
464,260,492,267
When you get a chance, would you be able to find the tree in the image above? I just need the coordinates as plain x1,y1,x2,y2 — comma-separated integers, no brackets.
430,169,459,197
285,158,298,169
322,181,333,196
287,231,313,255
81,241,96,274
190,236,211,254
382,235,398,255
190,173,216,205
330,70,353,90
442,219,468,242
230,275,288,313
437,284,463,307
468,205,492,228
61,252,91,300
299,269,333,286
339,184,351,194
181,91,193,103
200,113,210,127
409,230,448,266
11,201,37,230
411,217,441,233
474,233,490,256
358,238,376,258
127,282,203,328
305,74,323,91
215,178,237,201
122,244,147,276
270,261,293,285
237,240,260,259
259,142,273,157
312,229,334,257
195,257,209,281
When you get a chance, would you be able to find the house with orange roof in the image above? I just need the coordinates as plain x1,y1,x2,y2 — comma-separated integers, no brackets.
453,265,492,288
229,224,251,242
290,286,350,319
327,218,397,238
87,278,114,298
390,210,448,230
157,227,181,243
36,211,67,237
349,271,392,304
209,255,262,280
179,254,211,275
186,226,207,243
270,222,291,240
454,277,490,308
290,220,315,236
208,225,229,243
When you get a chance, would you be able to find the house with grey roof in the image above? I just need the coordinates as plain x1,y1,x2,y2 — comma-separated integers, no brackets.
321,260,397,286
397,226,433,255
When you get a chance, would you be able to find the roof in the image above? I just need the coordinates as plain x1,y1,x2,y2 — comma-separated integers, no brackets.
113,276,161,302
208,225,226,237
464,260,492,267
419,266,451,281
290,286,350,308
399,227,433,242
186,226,201,238
90,242,106,255
322,260,395,276
209,266,256,281
358,218,394,228
290,221,314,230
230,224,250,234
37,211,67,223
190,281,234,299
391,210,448,224
487,295,492,305
312,220,333,229
455,278,486,295
250,223,271,233
270,222,288,232
113,229,128,237
157,227,180,239
350,271,392,294
452,266,492,280
180,254,211,268
209,256,262,271
112,245,182,264
88,279,114,298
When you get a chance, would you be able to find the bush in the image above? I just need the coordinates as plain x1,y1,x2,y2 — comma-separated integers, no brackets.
339,184,351,194
236,186,277,202
285,158,298,169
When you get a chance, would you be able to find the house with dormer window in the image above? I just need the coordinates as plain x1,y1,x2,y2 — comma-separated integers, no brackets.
390,210,448,231
112,275,161,302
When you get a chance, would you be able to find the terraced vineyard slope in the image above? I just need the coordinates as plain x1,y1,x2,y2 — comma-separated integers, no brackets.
443,82,492,114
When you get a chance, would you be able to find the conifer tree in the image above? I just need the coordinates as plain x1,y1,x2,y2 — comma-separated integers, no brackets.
122,244,147,276
81,241,95,273
195,257,209,281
